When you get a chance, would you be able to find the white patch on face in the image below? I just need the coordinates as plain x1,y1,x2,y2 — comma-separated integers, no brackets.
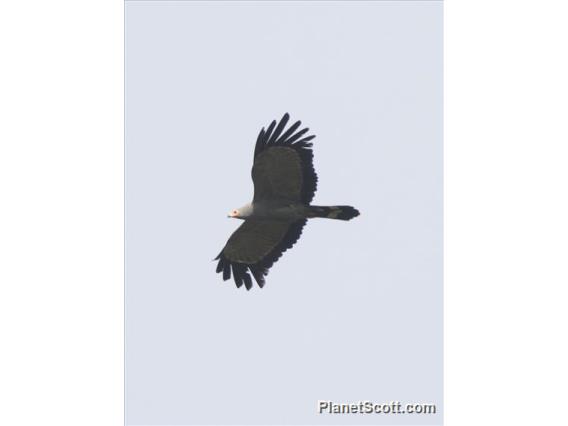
237,203,253,218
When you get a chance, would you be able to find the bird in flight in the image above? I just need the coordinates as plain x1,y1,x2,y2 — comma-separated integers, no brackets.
215,113,359,290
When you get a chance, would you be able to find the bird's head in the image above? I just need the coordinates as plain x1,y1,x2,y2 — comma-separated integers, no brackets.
228,203,252,219
228,208,241,219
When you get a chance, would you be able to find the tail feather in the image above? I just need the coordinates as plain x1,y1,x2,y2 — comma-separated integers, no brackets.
308,205,360,221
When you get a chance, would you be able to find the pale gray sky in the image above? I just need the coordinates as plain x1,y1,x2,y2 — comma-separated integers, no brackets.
126,1,442,425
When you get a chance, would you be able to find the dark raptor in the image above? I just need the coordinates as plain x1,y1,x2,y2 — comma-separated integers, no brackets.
215,113,360,290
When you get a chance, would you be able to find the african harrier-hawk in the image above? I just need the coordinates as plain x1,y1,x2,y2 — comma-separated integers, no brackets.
215,113,359,290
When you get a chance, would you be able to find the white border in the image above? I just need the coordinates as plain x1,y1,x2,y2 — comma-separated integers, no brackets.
445,0,568,425
0,1,124,425
1,1,568,425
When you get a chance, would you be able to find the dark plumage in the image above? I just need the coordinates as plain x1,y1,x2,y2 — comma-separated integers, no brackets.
215,113,359,290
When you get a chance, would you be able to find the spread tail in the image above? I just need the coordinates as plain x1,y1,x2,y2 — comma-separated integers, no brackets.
307,205,360,221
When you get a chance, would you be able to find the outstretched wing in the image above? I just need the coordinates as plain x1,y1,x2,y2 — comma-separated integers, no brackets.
215,219,307,290
252,113,318,204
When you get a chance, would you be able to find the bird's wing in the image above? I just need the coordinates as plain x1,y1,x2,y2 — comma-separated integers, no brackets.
215,218,307,290
252,113,318,204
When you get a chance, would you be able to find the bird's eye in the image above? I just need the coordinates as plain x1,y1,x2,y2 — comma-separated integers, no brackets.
233,210,238,215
